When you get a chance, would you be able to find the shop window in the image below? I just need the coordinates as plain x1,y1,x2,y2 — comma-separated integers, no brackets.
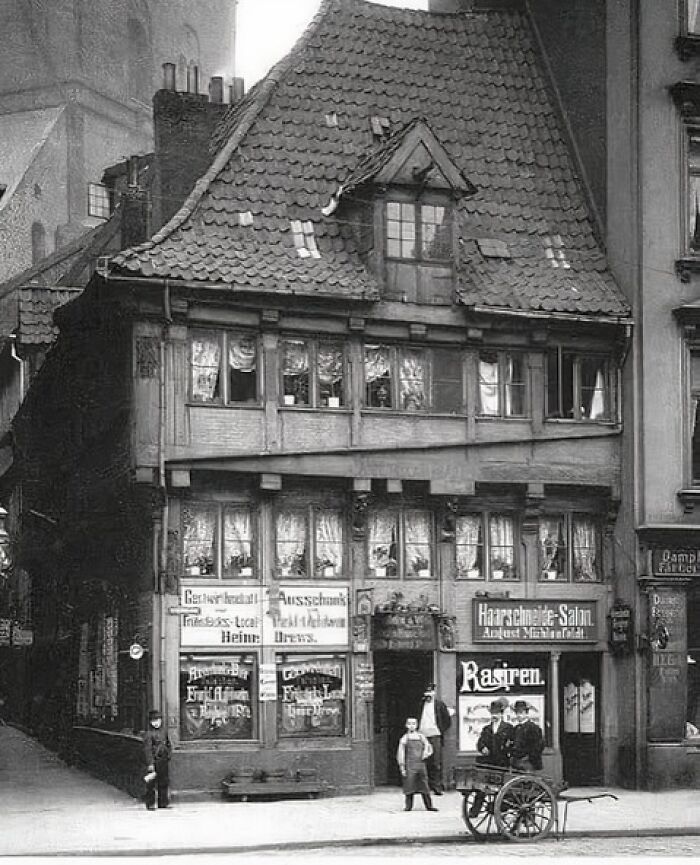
456,512,518,581
546,348,613,421
179,654,256,740
539,514,602,582
280,339,345,408
183,502,256,580
363,344,464,413
368,508,433,577
386,201,452,262
276,654,347,737
478,351,528,418
275,507,344,578
190,330,258,404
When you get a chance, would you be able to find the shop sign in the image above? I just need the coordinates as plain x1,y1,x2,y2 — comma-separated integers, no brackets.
609,603,633,654
652,548,700,578
11,625,33,646
371,612,436,651
259,663,277,701
0,618,10,647
647,585,687,742
456,653,547,752
179,586,262,648
263,586,349,648
472,599,598,643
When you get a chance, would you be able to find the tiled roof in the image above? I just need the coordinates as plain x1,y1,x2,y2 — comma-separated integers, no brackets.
17,286,81,345
113,0,630,318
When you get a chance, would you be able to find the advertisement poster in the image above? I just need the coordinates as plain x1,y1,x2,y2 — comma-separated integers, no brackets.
457,653,547,752
259,663,277,702
179,585,262,648
263,586,349,647
179,654,255,740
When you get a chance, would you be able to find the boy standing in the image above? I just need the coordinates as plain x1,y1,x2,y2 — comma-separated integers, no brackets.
143,709,172,810
396,717,438,812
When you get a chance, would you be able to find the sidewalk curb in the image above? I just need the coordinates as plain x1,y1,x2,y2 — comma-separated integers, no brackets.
11,827,700,857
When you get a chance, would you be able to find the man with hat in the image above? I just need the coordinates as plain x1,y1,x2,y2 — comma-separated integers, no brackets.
510,700,544,772
468,698,514,818
143,709,172,810
417,682,452,795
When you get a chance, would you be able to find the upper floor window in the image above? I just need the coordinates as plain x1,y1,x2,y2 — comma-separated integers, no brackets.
546,348,614,421
689,0,700,34
368,508,433,577
183,502,256,579
190,331,258,404
280,339,345,408
88,183,111,220
689,129,700,254
538,514,602,582
478,351,528,418
275,507,344,578
456,512,519,581
363,344,464,413
386,201,452,262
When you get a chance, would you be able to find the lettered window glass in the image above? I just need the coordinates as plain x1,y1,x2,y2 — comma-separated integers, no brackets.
182,503,216,576
277,655,347,738
180,654,255,740
223,507,254,578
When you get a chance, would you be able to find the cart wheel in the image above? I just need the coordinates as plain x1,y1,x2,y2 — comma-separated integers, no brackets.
461,791,500,840
493,775,556,842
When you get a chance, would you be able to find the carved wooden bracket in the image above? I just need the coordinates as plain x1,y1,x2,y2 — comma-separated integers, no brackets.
352,492,372,539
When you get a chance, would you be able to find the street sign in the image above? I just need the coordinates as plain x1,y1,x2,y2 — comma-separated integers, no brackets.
168,605,202,616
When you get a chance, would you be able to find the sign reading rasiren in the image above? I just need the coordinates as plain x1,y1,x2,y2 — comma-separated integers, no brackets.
180,586,262,647
263,586,349,647
473,599,598,643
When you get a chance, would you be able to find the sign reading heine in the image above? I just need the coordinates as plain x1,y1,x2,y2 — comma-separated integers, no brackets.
473,599,598,642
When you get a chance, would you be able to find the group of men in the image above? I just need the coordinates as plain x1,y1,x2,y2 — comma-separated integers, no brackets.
415,685,544,805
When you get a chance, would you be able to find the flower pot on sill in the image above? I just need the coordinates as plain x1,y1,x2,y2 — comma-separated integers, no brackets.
492,569,504,580
186,566,201,576
283,395,295,406
374,566,386,577
467,569,480,580
418,568,431,577
239,566,253,577
327,396,340,408
544,569,559,581
323,566,335,577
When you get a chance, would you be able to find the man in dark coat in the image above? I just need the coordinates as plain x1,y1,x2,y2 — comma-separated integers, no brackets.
510,700,544,771
143,709,172,810
418,683,452,794
468,699,515,818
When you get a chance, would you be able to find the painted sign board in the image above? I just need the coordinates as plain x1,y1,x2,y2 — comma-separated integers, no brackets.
647,584,687,742
263,586,349,647
371,611,436,651
0,618,10,647
652,548,700,578
472,599,598,643
259,663,277,701
11,625,33,646
179,586,262,648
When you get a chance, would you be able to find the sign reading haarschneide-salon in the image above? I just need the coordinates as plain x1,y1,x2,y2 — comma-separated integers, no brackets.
472,599,598,643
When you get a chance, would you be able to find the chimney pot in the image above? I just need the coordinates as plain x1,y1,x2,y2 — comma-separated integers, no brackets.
231,77,245,103
162,62,176,91
187,63,199,95
209,76,224,104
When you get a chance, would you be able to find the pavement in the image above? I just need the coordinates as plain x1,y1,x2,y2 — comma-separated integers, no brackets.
0,723,698,857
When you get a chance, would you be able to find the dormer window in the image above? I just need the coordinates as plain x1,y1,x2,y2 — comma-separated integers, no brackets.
386,201,451,262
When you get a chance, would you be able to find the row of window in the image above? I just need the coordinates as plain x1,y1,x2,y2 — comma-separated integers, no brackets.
190,331,615,421
180,653,346,741
182,503,603,584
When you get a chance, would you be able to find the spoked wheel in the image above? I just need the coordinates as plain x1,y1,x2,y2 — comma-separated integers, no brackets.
461,790,500,839
494,775,556,842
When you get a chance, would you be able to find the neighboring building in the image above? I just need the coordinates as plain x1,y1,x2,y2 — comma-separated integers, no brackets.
9,0,632,797
0,0,236,282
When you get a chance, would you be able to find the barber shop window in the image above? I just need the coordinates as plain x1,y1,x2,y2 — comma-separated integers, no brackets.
478,351,528,417
539,514,602,582
182,502,257,579
546,348,614,421
190,330,259,404
363,345,464,413
277,655,347,738
280,339,345,408
368,509,433,577
456,513,519,581
275,507,344,577
386,201,452,262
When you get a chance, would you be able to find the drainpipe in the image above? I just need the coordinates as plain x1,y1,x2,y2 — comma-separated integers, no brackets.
10,335,25,401
158,281,172,719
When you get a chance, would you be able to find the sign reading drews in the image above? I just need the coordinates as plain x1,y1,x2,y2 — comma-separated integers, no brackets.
472,599,598,643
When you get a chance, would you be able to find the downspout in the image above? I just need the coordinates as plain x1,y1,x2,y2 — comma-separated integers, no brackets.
10,335,25,401
158,280,172,717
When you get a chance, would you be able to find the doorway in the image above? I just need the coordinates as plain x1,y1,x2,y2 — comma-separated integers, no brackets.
560,653,602,785
373,650,433,786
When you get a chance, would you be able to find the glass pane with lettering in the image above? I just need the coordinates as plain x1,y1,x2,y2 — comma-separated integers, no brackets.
183,503,216,576
277,655,346,737
180,654,255,740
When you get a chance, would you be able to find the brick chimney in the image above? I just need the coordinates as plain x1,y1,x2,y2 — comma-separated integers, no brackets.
152,63,242,231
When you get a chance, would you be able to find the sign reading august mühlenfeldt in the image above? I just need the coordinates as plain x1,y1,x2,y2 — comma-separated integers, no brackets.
473,599,598,643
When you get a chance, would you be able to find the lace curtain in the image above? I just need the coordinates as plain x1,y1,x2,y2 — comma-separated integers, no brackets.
184,506,216,574
478,355,499,416
318,345,343,385
573,517,598,581
456,514,482,578
404,510,431,575
282,340,309,375
315,510,343,573
580,358,606,420
489,514,514,578
539,517,564,578
365,345,391,382
228,335,257,372
192,335,221,402
399,350,427,411
368,511,397,572
276,511,307,574
223,508,252,574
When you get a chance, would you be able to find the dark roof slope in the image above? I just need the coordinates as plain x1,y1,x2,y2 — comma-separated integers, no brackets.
18,286,82,345
113,0,629,318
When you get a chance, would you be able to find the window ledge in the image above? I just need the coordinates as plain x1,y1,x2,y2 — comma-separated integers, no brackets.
675,35,700,61
544,418,618,427
677,487,700,514
675,257,700,283
187,402,263,410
